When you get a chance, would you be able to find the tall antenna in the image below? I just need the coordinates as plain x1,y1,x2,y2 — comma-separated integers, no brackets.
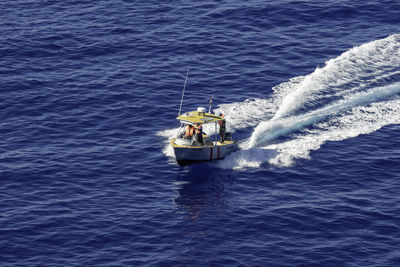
208,95,213,113
178,67,190,116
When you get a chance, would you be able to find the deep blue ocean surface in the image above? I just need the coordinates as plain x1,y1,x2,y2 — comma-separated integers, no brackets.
1,1,400,266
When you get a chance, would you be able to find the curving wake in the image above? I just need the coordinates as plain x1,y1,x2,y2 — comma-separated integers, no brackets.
216,34,400,168
161,34,400,168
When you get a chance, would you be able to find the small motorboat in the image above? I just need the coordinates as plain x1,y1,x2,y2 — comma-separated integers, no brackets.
170,107,239,165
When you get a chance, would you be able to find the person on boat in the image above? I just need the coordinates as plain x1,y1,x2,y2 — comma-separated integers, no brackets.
218,113,226,143
194,123,204,146
184,124,194,139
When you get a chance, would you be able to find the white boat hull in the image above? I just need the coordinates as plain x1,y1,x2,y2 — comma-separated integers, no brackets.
171,138,238,165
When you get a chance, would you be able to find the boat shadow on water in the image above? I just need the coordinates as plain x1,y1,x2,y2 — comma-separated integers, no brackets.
173,164,232,219
175,161,233,181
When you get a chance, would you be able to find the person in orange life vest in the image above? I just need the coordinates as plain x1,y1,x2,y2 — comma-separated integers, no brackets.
194,123,204,146
184,124,194,139
218,113,226,143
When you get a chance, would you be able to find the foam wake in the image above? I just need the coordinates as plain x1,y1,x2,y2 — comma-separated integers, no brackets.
218,34,400,168
160,34,400,168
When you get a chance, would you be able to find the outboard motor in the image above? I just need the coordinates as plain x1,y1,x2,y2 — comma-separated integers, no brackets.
224,132,233,141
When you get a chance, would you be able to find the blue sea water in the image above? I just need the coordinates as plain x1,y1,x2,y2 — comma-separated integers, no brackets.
1,0,400,266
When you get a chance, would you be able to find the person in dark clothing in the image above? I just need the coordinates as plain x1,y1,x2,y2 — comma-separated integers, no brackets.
218,113,226,143
194,123,204,146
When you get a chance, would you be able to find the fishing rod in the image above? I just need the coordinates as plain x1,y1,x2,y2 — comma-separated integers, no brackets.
178,67,190,116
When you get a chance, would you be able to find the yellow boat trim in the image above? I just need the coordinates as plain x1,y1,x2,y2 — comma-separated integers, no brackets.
177,111,223,124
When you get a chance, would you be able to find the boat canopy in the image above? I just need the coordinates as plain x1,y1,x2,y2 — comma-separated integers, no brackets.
177,111,223,125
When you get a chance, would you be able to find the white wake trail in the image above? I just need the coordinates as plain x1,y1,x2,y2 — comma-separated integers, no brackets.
272,34,400,120
160,34,400,168
220,34,400,168
249,82,400,148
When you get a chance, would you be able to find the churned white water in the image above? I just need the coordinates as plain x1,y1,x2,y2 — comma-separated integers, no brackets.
161,34,400,169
